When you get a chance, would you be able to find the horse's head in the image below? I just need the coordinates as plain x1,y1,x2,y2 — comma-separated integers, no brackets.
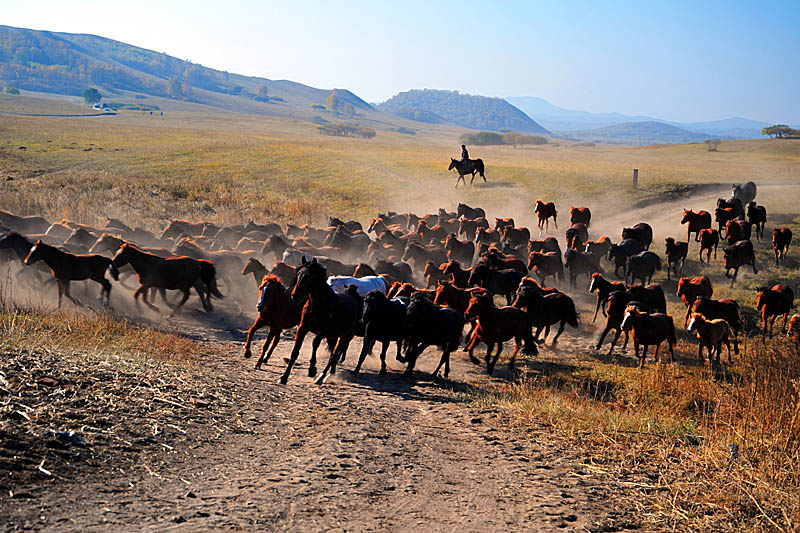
363,289,387,322
448,159,456,171
687,313,700,333
755,287,769,310
680,209,691,224
242,257,261,276
23,240,44,265
291,256,325,303
620,305,642,331
433,280,450,306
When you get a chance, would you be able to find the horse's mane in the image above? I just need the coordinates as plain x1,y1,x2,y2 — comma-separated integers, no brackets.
259,274,283,290
176,237,204,252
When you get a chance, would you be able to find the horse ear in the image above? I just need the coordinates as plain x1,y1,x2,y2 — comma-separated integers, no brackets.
301,256,307,265
311,257,317,265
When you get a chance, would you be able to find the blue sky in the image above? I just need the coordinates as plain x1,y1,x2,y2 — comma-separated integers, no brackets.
4,0,799,123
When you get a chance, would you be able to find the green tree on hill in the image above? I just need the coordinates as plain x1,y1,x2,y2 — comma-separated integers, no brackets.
326,92,341,111
82,87,101,105
762,124,798,138
342,102,355,118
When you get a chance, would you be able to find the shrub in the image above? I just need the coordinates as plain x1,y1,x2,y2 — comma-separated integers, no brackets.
318,124,376,139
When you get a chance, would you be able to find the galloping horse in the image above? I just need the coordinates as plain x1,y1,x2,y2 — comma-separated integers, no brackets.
281,257,360,385
448,158,486,188
24,241,119,307
111,243,220,315
244,275,302,369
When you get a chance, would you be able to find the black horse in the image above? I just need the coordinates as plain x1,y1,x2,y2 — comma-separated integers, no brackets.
401,294,464,379
449,158,486,188
353,291,408,376
280,257,360,385
468,263,524,305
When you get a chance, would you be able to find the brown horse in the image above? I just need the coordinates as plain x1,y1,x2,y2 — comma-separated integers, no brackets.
698,228,719,263
244,275,302,368
465,292,537,376
664,238,688,280
479,247,527,274
494,217,515,232
529,237,561,255
691,297,743,355
24,241,119,307
111,243,220,315
242,257,269,287
715,207,738,235
620,306,677,368
687,313,732,364
423,261,446,288
788,315,800,348
756,285,795,340
444,233,475,265
588,272,626,322
681,209,711,242
458,217,489,241
570,206,591,226
773,227,792,266
353,263,378,278
723,240,757,287
502,226,531,249
725,220,752,244
595,291,641,355
677,276,713,326
564,249,602,289
746,202,767,240
583,236,612,264
442,259,472,288
534,200,558,234
434,280,482,348
527,251,564,286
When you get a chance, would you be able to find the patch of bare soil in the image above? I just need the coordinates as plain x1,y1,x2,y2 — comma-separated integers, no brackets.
1,320,642,532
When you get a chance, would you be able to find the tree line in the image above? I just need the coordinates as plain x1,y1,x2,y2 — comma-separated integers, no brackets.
762,125,800,138
459,131,548,147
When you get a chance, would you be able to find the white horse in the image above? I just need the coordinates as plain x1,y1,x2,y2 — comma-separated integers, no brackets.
327,275,388,296
731,181,757,205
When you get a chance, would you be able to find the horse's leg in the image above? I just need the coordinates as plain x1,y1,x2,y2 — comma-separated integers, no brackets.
95,277,112,306
653,343,661,363
194,280,212,312
168,290,192,317
254,329,276,369
353,337,374,375
56,280,64,308
593,295,602,322
244,315,265,359
377,341,390,375
552,319,566,343
63,281,82,307
307,333,324,378
635,343,643,368
402,344,423,378
596,325,612,350
607,329,623,356
462,320,478,350
279,325,309,385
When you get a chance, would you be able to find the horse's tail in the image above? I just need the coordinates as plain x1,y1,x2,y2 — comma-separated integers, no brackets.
107,259,120,281
475,158,485,177
565,297,579,328
199,260,224,299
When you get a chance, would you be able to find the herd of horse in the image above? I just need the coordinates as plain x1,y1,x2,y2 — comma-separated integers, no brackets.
0,180,797,382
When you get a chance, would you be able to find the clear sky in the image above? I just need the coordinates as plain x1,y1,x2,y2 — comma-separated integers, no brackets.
4,0,799,123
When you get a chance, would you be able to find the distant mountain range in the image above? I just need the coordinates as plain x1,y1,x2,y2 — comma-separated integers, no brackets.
558,121,712,145
379,90,550,134
506,96,771,142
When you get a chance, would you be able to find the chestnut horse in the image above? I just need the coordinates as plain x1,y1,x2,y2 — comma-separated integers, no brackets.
245,275,302,369
465,292,537,376
698,229,719,263
772,227,792,266
588,272,626,322
534,200,558,234
680,209,711,242
756,285,795,340
677,276,713,326
24,241,119,307
688,313,732,364
513,285,578,344
570,206,591,226
620,307,677,368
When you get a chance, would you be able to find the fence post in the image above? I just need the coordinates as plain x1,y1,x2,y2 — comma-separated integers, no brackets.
633,169,639,189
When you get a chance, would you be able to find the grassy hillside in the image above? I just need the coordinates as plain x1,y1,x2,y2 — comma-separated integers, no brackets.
379,89,550,134
560,121,711,145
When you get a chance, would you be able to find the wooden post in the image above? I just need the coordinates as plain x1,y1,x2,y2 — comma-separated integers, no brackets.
633,168,639,189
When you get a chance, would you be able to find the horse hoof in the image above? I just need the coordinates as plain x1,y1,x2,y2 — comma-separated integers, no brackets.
379,368,387,376
244,351,252,359
314,374,327,385
277,376,289,385
308,366,317,378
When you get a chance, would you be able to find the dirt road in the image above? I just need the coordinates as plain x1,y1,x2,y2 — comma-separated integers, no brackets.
2,317,642,532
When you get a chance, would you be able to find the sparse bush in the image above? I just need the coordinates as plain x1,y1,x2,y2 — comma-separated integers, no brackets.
318,123,375,139
704,139,721,151
392,127,416,135
5,87,20,95
502,131,547,147
459,131,505,145
311,104,325,110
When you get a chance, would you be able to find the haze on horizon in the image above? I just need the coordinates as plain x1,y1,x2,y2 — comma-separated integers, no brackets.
3,0,799,124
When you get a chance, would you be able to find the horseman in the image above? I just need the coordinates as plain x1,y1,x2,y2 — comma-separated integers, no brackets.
461,144,470,166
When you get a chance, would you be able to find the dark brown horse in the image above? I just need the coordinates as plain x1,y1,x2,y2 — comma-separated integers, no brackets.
588,272,626,322
512,285,578,344
458,217,489,240
353,290,408,375
756,285,795,340
583,236,611,264
664,238,688,280
468,264,524,305
242,257,269,287
502,226,531,249
677,276,713,326
773,227,792,266
244,275,302,368
465,292,536,376
620,307,677,368
725,220,752,245
448,158,486,188
444,233,475,265
24,241,119,307
680,209,711,242
564,249,602,289
401,294,464,378
723,240,757,287
111,243,220,315
566,223,589,250
281,257,360,385
746,202,767,240
534,200,558,234
698,228,719,263
442,259,472,288
479,247,527,274
434,280,482,348
423,261,446,288
595,292,642,355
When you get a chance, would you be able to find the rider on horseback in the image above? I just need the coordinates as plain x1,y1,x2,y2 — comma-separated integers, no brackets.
461,144,469,165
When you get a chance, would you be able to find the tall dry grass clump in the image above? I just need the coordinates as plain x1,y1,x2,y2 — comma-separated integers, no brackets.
468,339,800,530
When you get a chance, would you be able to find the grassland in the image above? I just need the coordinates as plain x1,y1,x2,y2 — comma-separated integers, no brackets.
1,96,800,530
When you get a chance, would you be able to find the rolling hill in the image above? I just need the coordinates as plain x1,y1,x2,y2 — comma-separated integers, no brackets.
0,24,392,125
560,121,710,145
379,89,550,134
